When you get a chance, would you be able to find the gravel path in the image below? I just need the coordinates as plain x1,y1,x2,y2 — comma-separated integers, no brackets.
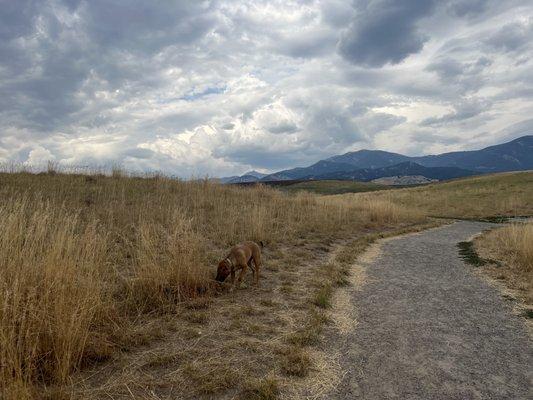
331,221,532,400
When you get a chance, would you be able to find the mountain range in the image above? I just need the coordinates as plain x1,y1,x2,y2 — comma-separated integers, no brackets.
221,135,533,184
220,170,268,184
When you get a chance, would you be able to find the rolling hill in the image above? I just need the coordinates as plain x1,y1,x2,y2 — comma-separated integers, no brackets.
314,162,477,181
221,135,533,184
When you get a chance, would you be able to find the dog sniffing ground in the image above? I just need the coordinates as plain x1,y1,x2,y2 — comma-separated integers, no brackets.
65,234,371,399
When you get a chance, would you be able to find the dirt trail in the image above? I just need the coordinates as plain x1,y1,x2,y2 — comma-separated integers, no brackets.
328,221,532,400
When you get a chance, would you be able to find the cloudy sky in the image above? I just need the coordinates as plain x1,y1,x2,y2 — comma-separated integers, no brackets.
1,0,532,177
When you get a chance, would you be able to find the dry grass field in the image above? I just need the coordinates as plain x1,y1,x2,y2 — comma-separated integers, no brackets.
474,222,533,314
0,169,531,399
349,171,533,219
0,170,424,399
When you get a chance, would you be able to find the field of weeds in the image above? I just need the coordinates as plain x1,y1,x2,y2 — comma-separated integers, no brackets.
0,170,424,399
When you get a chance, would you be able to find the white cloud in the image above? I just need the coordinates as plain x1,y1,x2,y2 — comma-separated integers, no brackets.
27,145,55,165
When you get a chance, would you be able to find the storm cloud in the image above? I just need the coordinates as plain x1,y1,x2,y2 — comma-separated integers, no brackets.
338,0,437,67
0,0,532,177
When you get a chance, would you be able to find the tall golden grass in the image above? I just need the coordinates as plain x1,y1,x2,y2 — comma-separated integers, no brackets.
495,223,533,273
0,172,423,398
476,222,533,302
0,199,107,397
352,172,533,218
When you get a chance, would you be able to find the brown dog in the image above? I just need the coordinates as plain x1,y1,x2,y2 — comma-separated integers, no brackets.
215,241,263,288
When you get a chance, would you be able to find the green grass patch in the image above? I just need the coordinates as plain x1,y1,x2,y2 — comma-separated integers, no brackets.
312,284,333,308
457,241,486,267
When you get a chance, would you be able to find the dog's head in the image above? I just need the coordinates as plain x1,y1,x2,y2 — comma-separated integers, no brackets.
215,260,231,282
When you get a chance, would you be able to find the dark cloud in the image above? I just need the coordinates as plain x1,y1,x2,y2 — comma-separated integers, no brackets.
425,56,492,94
361,113,407,134
421,99,491,126
338,0,437,67
221,123,235,130
408,130,464,146
296,99,364,145
214,143,315,170
446,0,489,17
80,1,215,54
484,20,533,53
275,29,337,58
320,0,354,26
0,0,40,41
427,58,465,80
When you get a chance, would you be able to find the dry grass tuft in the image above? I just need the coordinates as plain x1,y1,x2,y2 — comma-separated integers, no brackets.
280,347,312,377
475,222,533,304
313,284,334,308
182,360,239,394
128,209,209,312
240,376,279,400
493,223,533,274
0,199,107,395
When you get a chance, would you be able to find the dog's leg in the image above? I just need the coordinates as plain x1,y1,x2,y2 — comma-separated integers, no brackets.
235,265,247,289
250,261,259,285
230,268,236,285
247,258,255,272
248,258,256,283
252,254,261,286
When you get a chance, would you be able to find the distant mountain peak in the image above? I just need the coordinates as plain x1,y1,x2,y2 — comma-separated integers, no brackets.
243,170,267,179
324,148,410,169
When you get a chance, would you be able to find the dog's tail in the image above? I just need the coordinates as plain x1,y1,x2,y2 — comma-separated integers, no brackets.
259,240,265,248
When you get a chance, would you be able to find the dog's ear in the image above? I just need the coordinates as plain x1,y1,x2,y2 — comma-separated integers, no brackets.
215,261,229,282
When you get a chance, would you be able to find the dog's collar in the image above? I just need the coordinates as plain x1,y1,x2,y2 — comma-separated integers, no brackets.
224,257,233,267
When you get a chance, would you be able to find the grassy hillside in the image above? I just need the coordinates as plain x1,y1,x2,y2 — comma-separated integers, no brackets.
348,171,533,219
